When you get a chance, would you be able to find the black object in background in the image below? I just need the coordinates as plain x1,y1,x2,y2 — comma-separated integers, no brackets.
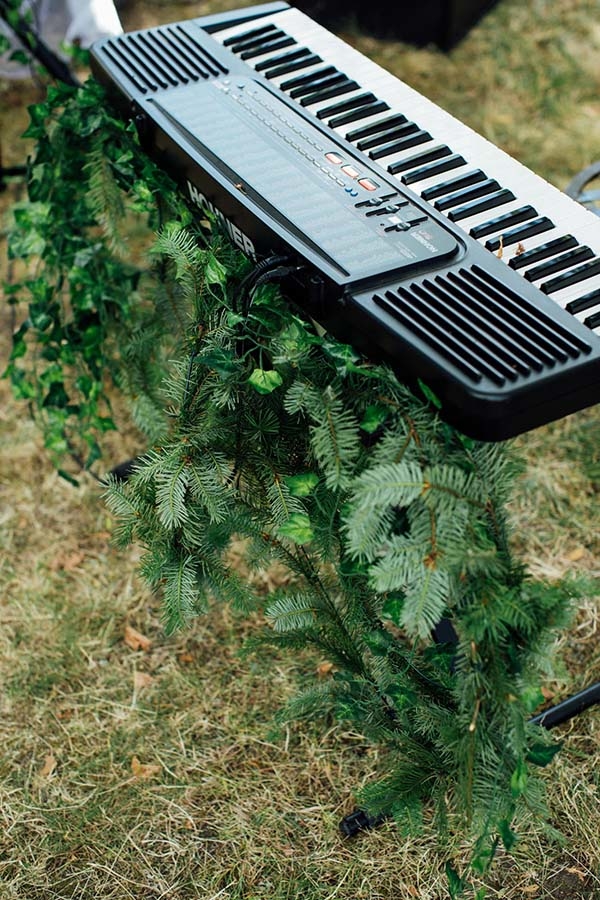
289,0,501,50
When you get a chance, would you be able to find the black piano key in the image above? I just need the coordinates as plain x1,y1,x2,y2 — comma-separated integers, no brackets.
300,80,358,106
434,178,500,211
328,100,389,129
231,30,287,53
372,130,432,162
289,72,345,99
345,113,408,142
524,246,593,282
280,65,336,91
509,235,578,269
264,53,321,79
401,153,465,185
255,46,311,71
241,37,295,60
566,287,600,315
388,145,452,176
448,189,515,222
584,310,600,329
541,258,600,294
317,92,376,121
223,24,276,46
478,210,546,245
357,122,418,152
421,169,486,201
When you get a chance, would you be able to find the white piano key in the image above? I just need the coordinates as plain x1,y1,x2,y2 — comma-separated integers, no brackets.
213,5,600,336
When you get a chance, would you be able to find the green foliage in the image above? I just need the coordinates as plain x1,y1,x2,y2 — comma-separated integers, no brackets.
4,76,582,896
4,79,188,476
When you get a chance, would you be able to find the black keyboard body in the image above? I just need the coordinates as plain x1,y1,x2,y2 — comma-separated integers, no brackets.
89,2,600,441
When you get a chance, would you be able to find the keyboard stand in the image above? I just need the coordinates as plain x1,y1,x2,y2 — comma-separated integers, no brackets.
340,616,600,837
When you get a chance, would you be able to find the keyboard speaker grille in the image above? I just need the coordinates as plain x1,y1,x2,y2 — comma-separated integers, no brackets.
99,26,227,94
374,264,592,385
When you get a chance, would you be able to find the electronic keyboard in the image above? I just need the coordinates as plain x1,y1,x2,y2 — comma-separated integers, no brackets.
89,2,600,441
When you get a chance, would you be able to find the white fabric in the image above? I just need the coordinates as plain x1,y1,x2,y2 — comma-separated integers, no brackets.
0,0,122,78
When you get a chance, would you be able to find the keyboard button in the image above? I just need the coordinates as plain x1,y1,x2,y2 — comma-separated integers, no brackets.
223,24,277,47
232,30,287,53
255,47,311,72
421,169,487,201
346,113,409,142
264,53,321,79
584,310,600,329
448,189,516,222
400,154,466,186
357,122,418,151
328,100,390,129
241,37,295,60
524,246,593,281
566,287,600,315
317,91,377,120
508,235,578,269
371,130,432,161
288,72,343,98
541,258,600,294
478,210,546,245
300,80,359,106
384,145,451,175
435,178,500,212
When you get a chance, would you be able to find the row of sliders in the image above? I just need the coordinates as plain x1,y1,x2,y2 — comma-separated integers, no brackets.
213,9,600,334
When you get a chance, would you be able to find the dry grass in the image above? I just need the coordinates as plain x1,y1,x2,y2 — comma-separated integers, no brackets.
1,0,600,897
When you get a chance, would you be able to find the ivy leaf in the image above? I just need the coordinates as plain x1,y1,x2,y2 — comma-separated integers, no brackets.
381,592,404,625
445,863,466,899
10,49,30,66
205,253,227,287
248,368,283,395
364,629,394,656
418,379,442,410
284,473,319,497
527,740,562,767
277,513,314,545
519,684,545,713
498,818,518,851
510,758,528,798
360,403,389,433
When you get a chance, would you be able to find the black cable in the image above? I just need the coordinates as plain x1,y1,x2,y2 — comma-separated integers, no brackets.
233,254,293,315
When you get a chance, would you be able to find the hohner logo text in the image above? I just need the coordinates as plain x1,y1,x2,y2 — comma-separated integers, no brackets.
187,181,257,260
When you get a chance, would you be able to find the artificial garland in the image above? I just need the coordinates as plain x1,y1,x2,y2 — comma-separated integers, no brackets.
4,78,580,896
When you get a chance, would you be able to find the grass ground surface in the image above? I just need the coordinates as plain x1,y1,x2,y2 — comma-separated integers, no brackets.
1,0,600,897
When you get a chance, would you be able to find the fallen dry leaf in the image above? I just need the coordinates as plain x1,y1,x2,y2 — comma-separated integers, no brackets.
407,887,419,897
133,671,154,691
541,686,555,700
50,550,85,572
566,547,586,562
124,625,152,652
522,887,539,895
131,756,161,779
39,754,57,778
317,661,334,678
178,652,194,665
565,866,587,881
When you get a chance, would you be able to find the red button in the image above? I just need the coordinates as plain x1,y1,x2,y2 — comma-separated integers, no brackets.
325,152,343,164
358,177,378,191
341,164,359,178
